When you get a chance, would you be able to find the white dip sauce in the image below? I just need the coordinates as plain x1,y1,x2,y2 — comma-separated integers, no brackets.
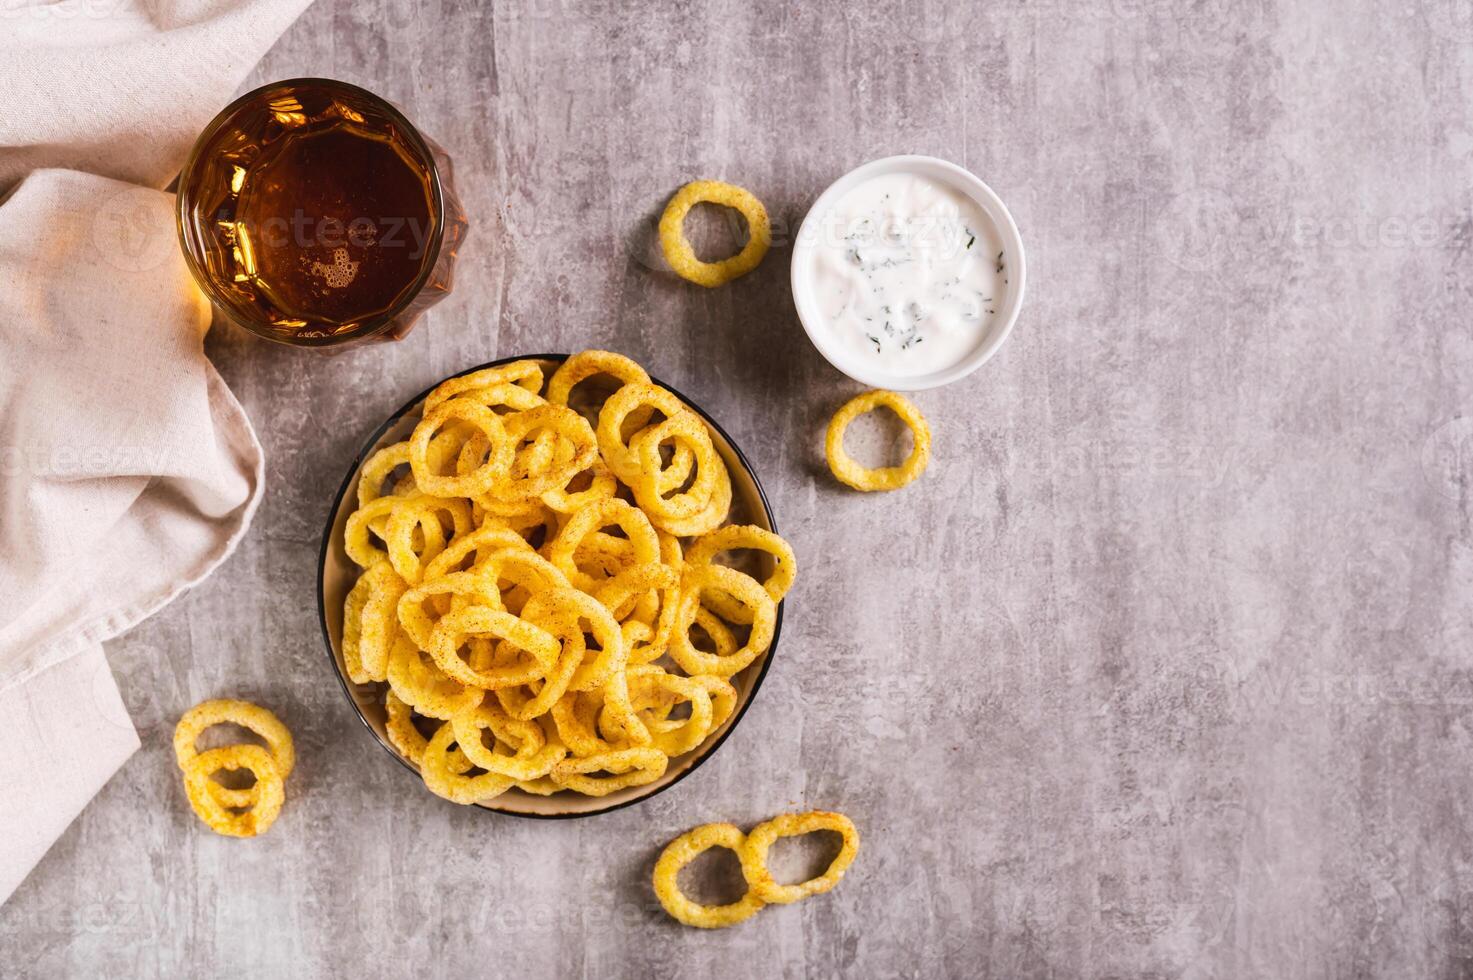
809,172,1007,378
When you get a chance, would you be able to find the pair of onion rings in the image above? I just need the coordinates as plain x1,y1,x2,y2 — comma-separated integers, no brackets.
825,390,932,491
173,699,296,786
658,180,771,288
653,810,860,928
174,699,295,836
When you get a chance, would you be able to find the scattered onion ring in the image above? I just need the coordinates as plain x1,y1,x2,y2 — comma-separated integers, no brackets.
658,180,771,288
173,699,294,837
738,810,861,905
825,389,932,492
181,745,286,838
654,810,861,928
652,823,767,928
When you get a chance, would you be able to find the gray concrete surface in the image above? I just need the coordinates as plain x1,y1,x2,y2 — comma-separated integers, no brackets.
7,1,1473,977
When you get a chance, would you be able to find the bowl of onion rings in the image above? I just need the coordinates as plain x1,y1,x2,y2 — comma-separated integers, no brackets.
316,352,789,818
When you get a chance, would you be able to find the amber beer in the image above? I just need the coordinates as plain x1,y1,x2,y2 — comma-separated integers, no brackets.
177,79,466,346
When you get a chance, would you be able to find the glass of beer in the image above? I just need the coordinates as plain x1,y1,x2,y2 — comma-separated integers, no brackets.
177,78,468,347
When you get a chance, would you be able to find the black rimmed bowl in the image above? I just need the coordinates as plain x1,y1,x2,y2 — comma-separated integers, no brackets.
316,354,784,817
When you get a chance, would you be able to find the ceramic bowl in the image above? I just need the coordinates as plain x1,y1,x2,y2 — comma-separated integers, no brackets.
790,154,1027,390
316,354,783,817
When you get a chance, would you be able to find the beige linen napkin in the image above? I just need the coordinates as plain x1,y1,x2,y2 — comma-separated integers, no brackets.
0,0,312,905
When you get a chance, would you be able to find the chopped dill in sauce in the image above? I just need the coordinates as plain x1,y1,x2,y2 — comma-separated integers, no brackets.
810,172,1007,377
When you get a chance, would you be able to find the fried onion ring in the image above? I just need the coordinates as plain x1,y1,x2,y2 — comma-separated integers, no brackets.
825,390,932,491
420,722,516,804
409,397,514,498
174,698,296,786
652,823,766,928
738,811,861,905
669,565,776,677
181,745,285,838
424,360,544,411
658,180,771,288
546,349,650,407
428,605,561,690
549,747,667,796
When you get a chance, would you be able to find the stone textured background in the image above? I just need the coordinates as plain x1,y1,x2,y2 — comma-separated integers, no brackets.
7,1,1473,977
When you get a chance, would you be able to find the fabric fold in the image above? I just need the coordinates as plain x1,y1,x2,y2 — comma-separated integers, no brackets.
0,0,314,907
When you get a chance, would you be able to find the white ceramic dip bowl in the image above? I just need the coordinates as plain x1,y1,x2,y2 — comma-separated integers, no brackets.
791,155,1027,390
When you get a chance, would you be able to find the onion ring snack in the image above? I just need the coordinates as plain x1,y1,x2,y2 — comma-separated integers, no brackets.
658,180,772,288
825,389,932,491
654,810,861,928
174,698,294,836
738,810,861,904
653,823,767,929
182,746,286,838
335,351,795,806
